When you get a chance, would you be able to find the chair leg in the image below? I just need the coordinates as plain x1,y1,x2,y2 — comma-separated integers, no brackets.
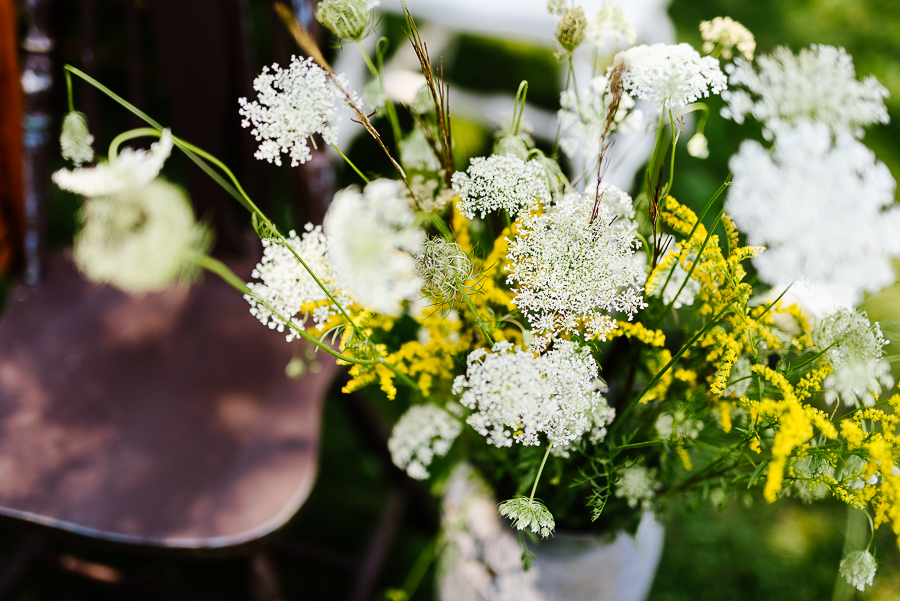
348,488,409,601
249,549,283,601
0,534,45,599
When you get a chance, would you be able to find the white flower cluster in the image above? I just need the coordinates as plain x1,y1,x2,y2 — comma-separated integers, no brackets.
388,404,462,480
506,190,646,348
246,224,353,339
840,550,877,592
453,340,611,450
400,128,440,172
451,154,550,219
614,465,658,509
814,308,893,407
656,410,703,441
617,43,727,111
700,17,755,60
60,112,94,166
586,2,636,51
239,56,357,167
789,454,834,502
558,75,642,162
722,45,889,140
324,179,424,316
726,123,900,302
546,0,567,16
498,497,555,538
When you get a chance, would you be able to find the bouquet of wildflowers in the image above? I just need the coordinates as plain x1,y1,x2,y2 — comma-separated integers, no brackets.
54,0,900,591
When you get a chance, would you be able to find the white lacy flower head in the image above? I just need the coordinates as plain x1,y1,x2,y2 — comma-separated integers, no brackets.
402,175,454,214
789,454,834,502
415,237,473,302
498,497,555,538
53,129,174,198
558,75,641,162
388,404,462,480
726,123,900,303
617,43,727,111
60,112,94,166
324,179,424,316
246,224,353,340
451,154,550,219
586,1,636,51
453,340,611,450
722,45,889,140
814,308,893,407
74,180,210,293
700,17,755,60
506,190,646,347
840,550,877,592
239,56,359,167
614,465,658,509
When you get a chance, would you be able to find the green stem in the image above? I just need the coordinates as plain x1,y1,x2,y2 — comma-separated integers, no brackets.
65,70,74,113
530,443,554,502
647,105,668,192
512,80,529,136
357,40,402,145
108,128,161,162
458,284,494,345
332,144,370,183
662,109,678,196
196,255,251,295
396,537,439,601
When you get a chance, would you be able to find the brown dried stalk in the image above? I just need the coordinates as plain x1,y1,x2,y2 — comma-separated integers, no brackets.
589,59,627,226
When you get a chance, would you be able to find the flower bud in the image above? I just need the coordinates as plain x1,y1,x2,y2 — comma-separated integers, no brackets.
315,0,372,42
556,7,587,53
840,550,876,592
687,132,709,159
60,111,94,166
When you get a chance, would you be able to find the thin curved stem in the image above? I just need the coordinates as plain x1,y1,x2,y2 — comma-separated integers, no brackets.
530,444,554,502
458,284,494,346
333,144,370,183
108,128,160,162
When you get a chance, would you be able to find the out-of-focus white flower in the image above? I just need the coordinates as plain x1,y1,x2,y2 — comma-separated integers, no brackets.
498,497,555,538
726,123,900,303
324,179,424,316
402,175,454,214
586,1,636,51
686,132,709,158
722,45,889,140
74,180,209,293
453,340,612,450
506,190,646,347
752,280,854,333
388,404,462,480
546,0,567,16
617,43,727,111
789,454,834,502
724,356,752,398
53,129,174,197
614,466,658,509
558,75,642,163
655,410,703,441
700,17,755,60
246,224,353,340
239,56,359,167
840,550,877,592
451,154,550,219
400,127,440,172
646,244,700,309
814,308,893,407
60,112,94,166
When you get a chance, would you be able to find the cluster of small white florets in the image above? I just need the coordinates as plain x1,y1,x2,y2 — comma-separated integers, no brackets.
614,465,658,509
617,43,727,111
239,56,359,167
453,340,612,450
324,179,424,316
699,17,755,60
451,154,550,219
558,75,642,162
585,1,636,51
655,409,703,441
546,0,568,16
814,308,893,407
788,453,835,503
60,112,94,166
387,404,462,480
246,224,353,339
498,497,556,539
722,45,889,140
840,550,877,592
506,190,646,348
726,123,900,302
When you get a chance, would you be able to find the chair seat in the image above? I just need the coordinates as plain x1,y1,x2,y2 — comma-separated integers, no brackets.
0,252,338,549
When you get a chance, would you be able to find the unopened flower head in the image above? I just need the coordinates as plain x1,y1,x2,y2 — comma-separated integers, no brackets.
315,0,373,41
498,497,555,538
686,132,709,158
451,154,550,219
722,45,889,140
559,75,641,162
556,7,587,53
415,237,473,302
700,17,755,60
726,123,900,302
402,175,454,214
239,56,359,167
53,129,174,198
324,179,424,316
453,340,612,449
814,308,893,407
789,454,834,502
60,112,94,166
617,43,727,111
74,180,210,294
506,190,646,347
614,465,658,509
246,224,353,340
586,1,636,51
388,404,462,480
840,550,877,592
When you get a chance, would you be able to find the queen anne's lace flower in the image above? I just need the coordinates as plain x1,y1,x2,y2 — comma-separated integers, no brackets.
315,0,373,41
60,112,94,166
388,404,462,480
246,224,353,340
586,1,636,51
617,43,727,111
239,56,358,167
53,129,174,197
506,190,646,347
415,237,472,302
840,550,877,592
558,75,641,162
700,17,755,60
814,308,893,407
722,45,889,140
498,497,555,538
74,180,210,293
614,466,658,509
726,123,900,302
453,340,612,450
451,154,550,219
324,179,424,316
556,7,586,53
